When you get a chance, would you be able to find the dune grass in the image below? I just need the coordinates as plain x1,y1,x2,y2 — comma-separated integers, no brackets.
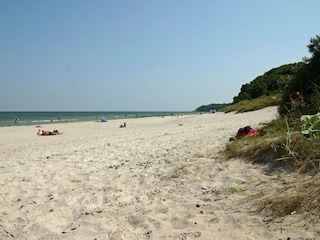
223,100,320,222
225,117,320,173
221,94,280,113
257,174,320,222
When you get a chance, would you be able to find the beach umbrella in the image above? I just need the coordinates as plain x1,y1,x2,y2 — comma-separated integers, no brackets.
101,117,107,122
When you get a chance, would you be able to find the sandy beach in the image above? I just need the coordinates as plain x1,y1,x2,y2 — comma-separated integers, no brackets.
0,106,318,240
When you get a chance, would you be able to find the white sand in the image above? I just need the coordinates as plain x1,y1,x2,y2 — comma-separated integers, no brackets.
0,106,318,239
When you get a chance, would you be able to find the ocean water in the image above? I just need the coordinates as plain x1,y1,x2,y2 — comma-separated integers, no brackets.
0,111,196,127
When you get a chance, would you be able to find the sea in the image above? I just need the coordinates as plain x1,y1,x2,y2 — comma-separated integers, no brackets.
0,111,197,127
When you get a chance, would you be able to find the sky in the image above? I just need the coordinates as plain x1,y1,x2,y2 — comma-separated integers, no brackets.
0,0,319,111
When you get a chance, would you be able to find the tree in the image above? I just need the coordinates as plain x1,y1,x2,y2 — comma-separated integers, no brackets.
279,35,320,116
306,34,320,59
232,63,302,104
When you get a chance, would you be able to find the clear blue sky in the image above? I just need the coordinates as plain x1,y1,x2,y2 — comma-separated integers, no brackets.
1,0,319,111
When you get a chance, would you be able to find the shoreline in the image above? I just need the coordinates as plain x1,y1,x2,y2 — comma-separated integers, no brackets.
0,111,196,128
1,106,317,239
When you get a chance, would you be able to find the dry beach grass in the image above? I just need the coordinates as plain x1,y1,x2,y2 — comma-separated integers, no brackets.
1,107,319,239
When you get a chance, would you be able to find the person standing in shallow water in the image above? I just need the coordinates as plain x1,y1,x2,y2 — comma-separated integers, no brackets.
14,117,19,125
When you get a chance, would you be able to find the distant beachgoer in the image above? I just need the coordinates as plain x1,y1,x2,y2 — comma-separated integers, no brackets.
120,122,126,128
38,129,62,136
15,118,19,125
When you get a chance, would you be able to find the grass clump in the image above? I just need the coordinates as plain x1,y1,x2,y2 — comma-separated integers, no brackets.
257,175,320,222
259,195,304,218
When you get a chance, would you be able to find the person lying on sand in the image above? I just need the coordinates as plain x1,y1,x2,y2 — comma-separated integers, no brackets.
38,129,62,136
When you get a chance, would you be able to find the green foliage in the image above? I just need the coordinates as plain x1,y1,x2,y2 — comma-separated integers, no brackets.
279,35,320,116
195,103,230,112
195,62,303,112
233,63,304,104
